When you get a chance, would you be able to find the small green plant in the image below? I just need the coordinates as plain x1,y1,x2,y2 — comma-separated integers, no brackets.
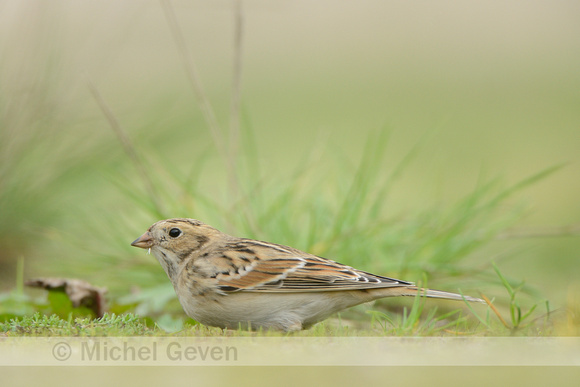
463,262,549,333
493,262,548,330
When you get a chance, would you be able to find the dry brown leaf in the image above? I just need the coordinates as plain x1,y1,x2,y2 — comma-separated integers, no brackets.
25,278,107,317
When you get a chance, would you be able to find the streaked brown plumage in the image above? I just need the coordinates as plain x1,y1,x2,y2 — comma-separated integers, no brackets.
131,218,483,331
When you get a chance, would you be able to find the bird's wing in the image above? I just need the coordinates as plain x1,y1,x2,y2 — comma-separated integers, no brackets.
210,240,411,293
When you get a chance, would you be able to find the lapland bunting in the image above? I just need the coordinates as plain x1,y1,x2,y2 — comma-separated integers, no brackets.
131,218,483,331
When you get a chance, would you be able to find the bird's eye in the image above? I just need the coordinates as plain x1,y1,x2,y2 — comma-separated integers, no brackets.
168,228,182,238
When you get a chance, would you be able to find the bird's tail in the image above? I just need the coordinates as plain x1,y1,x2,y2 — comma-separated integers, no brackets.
401,286,485,303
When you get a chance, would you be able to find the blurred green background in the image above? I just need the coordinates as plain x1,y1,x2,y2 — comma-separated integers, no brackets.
1,0,579,316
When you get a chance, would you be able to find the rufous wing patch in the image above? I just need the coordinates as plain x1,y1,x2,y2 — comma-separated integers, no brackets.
216,258,306,290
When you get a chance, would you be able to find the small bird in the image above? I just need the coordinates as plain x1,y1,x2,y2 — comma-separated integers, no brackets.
131,218,483,331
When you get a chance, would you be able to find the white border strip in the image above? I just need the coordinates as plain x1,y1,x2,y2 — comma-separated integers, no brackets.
1,337,579,366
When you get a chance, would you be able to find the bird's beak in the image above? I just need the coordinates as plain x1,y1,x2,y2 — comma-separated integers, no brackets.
131,232,154,249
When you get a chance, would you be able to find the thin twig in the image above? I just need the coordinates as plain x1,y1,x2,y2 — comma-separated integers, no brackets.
159,0,224,150
87,80,165,216
225,0,261,237
229,0,244,167
160,0,261,235
481,293,510,328
159,0,240,201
